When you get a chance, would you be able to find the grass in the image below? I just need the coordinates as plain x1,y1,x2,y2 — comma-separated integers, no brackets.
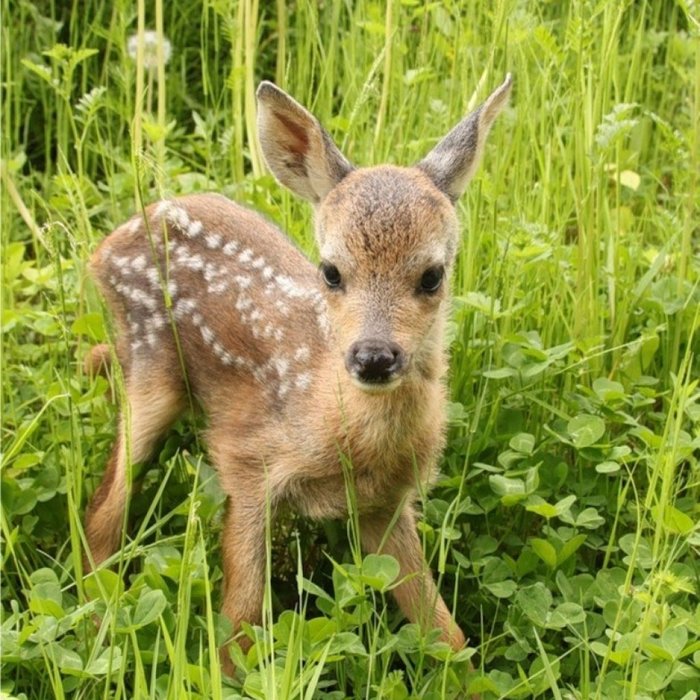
1,0,699,698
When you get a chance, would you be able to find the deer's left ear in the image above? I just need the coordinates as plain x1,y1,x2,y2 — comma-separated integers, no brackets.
417,74,512,203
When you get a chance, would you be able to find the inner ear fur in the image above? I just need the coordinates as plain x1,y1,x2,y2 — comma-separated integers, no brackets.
256,82,354,204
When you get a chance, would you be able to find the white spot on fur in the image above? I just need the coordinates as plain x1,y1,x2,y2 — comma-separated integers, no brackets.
187,220,203,238
114,283,157,311
252,256,265,269
205,232,222,248
294,345,310,362
273,358,289,377
210,341,240,369
200,325,214,344
131,254,146,272
172,205,190,230
208,280,229,294
238,249,253,264
215,345,235,366
275,274,305,298
234,275,252,290
204,263,219,282
146,267,159,286
296,372,312,390
151,313,167,330
167,279,178,297
174,297,197,319
113,255,131,272
235,296,253,312
126,217,141,234
278,381,290,398
174,246,204,271
262,266,275,280
223,241,239,256
155,200,172,218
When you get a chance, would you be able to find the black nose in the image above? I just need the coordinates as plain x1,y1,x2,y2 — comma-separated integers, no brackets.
345,339,405,383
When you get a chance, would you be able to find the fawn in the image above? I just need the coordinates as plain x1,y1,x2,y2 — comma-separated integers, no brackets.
84,75,512,674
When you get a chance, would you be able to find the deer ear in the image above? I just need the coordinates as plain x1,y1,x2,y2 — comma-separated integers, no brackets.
256,82,354,204
417,74,512,203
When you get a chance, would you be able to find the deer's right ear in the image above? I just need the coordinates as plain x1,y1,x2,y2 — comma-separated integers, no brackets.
256,82,353,204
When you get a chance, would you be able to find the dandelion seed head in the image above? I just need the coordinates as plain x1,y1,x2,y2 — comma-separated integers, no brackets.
127,30,172,69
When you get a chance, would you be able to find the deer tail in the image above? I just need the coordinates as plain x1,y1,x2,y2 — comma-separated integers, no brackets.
84,343,112,377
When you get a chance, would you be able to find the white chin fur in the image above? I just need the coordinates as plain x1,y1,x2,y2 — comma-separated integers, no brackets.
350,375,402,394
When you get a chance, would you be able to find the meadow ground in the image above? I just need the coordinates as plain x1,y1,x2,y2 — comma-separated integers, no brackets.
1,1,699,698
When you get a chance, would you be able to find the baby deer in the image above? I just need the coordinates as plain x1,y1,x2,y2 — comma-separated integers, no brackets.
84,75,512,674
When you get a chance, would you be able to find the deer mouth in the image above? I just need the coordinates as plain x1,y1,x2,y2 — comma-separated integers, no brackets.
349,374,403,394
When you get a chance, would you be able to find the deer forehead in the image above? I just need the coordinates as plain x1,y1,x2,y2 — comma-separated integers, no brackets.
316,165,458,270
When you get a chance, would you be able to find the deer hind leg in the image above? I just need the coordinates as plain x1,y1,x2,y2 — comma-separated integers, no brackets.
84,370,185,569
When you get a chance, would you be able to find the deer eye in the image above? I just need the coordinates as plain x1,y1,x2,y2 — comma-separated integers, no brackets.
320,262,343,289
419,266,444,294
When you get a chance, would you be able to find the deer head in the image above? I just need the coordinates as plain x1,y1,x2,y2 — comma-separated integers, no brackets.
257,77,512,393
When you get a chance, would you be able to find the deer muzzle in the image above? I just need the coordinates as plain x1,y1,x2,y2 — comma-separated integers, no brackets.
345,338,406,390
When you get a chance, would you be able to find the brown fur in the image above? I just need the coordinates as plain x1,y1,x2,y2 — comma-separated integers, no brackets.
84,76,512,678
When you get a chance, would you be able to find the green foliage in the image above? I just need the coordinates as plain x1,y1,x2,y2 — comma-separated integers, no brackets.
2,0,698,698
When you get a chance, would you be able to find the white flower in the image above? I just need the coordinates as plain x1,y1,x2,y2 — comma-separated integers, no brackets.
126,30,172,69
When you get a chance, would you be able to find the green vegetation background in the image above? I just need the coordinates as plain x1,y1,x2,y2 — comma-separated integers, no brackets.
1,1,698,698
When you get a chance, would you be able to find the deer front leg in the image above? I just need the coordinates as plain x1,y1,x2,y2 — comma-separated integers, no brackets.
360,503,465,650
218,485,267,677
